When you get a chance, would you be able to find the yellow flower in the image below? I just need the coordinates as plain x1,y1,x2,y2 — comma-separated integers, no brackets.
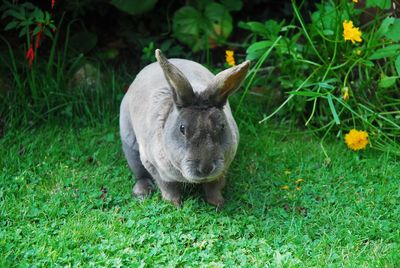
225,50,236,66
342,87,350,101
295,178,304,184
353,0,358,3
343,20,362,44
344,129,369,151
281,185,289,190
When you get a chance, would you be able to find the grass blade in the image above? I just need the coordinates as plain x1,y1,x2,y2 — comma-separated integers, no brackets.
327,93,340,125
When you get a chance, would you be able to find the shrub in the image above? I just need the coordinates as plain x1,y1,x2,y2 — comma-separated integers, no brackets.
238,0,400,156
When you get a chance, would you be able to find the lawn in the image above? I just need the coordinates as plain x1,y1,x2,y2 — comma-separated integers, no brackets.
1,116,399,267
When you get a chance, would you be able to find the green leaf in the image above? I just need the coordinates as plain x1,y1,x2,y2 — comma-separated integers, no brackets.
287,91,323,97
45,12,50,22
246,41,273,60
264,20,283,38
302,79,338,89
366,0,391,9
239,21,269,38
19,6,26,19
327,94,340,125
4,20,18,31
376,17,395,38
311,3,349,32
32,25,42,36
4,9,25,20
43,28,53,39
172,6,203,51
322,29,334,36
385,19,400,42
395,55,400,76
204,3,232,39
19,27,28,38
32,8,44,22
173,6,202,36
247,41,273,53
220,0,242,11
110,0,158,16
360,59,375,67
20,18,33,27
318,82,335,90
378,75,398,88
368,45,400,60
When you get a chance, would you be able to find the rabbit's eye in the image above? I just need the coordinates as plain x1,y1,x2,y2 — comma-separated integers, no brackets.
221,123,225,130
179,124,185,135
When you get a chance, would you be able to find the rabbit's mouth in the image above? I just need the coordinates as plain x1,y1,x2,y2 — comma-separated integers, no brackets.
181,159,224,183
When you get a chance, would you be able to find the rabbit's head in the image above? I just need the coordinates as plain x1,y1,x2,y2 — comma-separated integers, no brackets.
156,49,249,183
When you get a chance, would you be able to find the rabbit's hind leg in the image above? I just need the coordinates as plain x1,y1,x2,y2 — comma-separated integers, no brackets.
120,98,154,199
122,138,155,199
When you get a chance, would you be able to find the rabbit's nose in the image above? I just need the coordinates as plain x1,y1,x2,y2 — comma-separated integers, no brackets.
197,163,214,177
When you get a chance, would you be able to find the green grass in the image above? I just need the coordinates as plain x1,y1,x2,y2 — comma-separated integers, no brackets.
1,117,399,267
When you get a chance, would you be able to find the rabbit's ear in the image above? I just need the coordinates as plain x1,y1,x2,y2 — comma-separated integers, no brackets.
156,49,195,107
206,60,250,107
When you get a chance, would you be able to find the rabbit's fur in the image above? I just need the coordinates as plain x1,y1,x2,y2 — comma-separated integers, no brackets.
120,49,249,207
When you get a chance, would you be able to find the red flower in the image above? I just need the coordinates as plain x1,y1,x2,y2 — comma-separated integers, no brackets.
51,0,55,9
35,30,43,49
25,45,35,67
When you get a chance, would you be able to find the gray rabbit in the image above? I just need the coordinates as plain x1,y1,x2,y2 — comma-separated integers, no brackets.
120,49,249,207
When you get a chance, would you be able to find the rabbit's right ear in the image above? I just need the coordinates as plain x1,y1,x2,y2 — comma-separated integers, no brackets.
155,49,195,107
205,60,250,107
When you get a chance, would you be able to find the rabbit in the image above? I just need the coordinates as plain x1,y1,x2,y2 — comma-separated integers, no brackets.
119,49,249,207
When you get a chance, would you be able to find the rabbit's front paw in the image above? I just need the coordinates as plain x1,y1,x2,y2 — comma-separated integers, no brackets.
132,178,155,200
165,196,182,207
205,191,224,208
158,181,182,207
203,177,225,208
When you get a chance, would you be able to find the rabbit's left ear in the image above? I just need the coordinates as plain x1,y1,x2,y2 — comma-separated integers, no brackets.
206,61,250,107
156,49,195,107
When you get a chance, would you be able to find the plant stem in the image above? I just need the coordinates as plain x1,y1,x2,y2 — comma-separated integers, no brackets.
235,35,282,114
259,67,319,124
291,0,325,64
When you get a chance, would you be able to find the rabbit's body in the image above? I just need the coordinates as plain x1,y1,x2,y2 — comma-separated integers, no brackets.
120,50,249,206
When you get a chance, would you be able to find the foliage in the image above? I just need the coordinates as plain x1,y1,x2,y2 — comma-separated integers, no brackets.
172,0,242,51
1,1,56,68
1,0,399,157
1,1,56,40
0,1,135,126
237,0,400,156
